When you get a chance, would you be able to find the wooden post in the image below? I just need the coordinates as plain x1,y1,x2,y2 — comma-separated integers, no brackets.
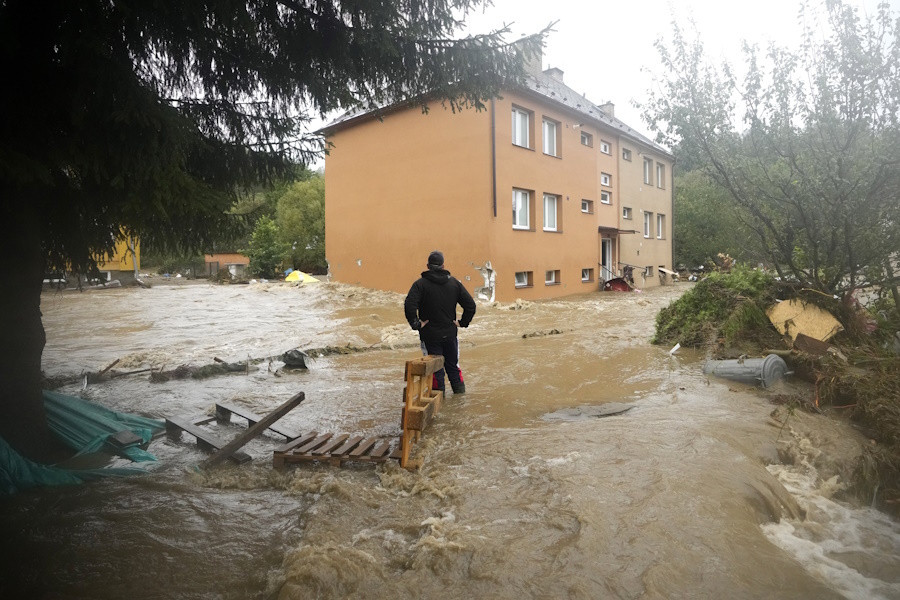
201,391,305,469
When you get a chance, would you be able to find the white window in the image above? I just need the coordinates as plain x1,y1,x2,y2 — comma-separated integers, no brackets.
512,107,530,148
515,271,531,288
513,189,530,229
542,118,558,156
600,140,611,154
656,163,666,189
622,148,632,161
623,206,632,219
601,172,611,186
644,211,653,238
581,268,594,282
601,190,611,204
543,193,558,231
545,269,560,285
580,131,593,147
644,266,654,277
581,199,594,214
657,214,666,239
643,157,653,185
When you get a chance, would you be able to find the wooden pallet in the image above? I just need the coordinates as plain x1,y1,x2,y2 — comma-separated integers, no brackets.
272,432,402,468
165,392,305,467
165,415,252,464
215,401,299,439
272,355,445,470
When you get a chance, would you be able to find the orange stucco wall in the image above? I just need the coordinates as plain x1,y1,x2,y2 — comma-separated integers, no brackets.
325,103,493,297
324,91,669,302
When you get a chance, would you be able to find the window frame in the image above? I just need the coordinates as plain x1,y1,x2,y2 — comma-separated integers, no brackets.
542,117,559,157
643,157,653,185
656,163,666,189
601,172,612,187
657,214,666,239
512,188,531,230
581,199,594,214
514,271,533,288
622,148,632,161
545,269,560,285
644,211,653,238
622,206,632,220
581,268,594,282
511,106,532,148
580,131,593,147
601,190,611,205
543,193,559,232
600,140,611,154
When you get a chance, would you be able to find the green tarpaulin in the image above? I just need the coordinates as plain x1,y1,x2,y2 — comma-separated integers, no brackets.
1,391,165,494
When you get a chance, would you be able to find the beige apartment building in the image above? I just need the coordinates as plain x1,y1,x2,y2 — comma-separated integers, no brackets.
322,50,673,302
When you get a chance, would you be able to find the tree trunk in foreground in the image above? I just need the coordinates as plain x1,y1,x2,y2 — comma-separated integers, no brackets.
0,204,54,460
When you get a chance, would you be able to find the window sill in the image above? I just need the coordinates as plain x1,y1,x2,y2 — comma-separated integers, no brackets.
515,284,533,289
513,143,534,151
543,153,562,159
581,210,594,215
513,226,532,231
543,228,562,233
545,282,561,286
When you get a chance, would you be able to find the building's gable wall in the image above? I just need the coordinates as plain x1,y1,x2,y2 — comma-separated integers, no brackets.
325,104,493,296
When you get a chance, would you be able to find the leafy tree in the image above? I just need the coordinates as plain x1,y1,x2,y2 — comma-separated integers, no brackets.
673,170,756,269
642,0,900,304
276,177,326,274
0,0,544,458
243,217,287,278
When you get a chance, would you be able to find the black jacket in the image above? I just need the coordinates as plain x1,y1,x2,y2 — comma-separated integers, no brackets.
404,268,476,341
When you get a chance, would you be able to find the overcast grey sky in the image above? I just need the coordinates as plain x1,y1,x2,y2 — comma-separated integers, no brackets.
311,0,896,168
462,0,896,140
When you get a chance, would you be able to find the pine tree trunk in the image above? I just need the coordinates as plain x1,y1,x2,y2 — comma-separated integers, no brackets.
0,203,53,460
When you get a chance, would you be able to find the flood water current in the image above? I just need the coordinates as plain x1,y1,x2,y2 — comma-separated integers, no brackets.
2,279,899,599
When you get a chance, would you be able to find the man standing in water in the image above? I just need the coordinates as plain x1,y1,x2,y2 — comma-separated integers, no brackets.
404,250,476,394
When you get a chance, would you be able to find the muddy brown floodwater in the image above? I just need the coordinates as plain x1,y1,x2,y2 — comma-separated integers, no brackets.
2,280,899,599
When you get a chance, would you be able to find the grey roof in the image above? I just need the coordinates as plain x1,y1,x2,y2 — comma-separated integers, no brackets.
521,72,672,158
319,73,673,159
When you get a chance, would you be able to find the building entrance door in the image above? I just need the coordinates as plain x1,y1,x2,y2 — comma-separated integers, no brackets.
601,238,613,282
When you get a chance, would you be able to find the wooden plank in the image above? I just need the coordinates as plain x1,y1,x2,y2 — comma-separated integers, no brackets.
331,435,365,456
349,438,378,457
312,433,350,456
215,401,299,439
274,431,317,454
406,401,436,431
368,440,392,458
405,355,444,378
201,391,305,468
165,416,251,463
295,433,333,454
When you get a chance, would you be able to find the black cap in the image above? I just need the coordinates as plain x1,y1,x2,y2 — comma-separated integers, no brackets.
427,250,444,269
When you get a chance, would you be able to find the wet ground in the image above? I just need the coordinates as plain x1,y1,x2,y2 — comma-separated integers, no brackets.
1,279,898,599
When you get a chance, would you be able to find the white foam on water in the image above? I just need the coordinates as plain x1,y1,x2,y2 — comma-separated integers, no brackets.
763,463,900,600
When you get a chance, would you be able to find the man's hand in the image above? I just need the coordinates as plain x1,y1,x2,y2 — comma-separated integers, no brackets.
419,319,429,329
453,320,459,327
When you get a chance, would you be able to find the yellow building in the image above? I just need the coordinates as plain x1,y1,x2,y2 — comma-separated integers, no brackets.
95,234,140,280
322,49,673,302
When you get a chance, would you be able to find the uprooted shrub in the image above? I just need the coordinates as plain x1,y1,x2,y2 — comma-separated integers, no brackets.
652,265,780,350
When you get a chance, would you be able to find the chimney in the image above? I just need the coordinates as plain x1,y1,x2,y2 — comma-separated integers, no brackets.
543,67,564,83
600,102,615,117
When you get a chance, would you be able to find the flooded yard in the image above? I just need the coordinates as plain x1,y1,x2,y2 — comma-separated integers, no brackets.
1,279,898,599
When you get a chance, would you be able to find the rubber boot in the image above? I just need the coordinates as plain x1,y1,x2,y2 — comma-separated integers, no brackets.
451,382,466,394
